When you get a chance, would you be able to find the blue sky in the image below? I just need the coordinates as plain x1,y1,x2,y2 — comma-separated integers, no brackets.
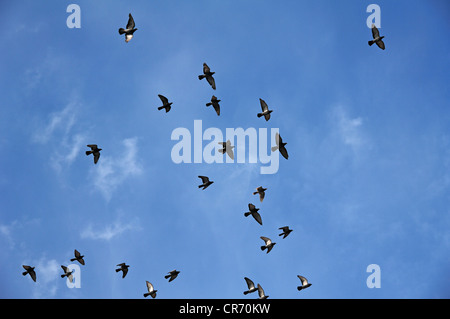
0,0,449,299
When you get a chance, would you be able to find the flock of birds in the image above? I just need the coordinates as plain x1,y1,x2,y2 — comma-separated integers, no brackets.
21,12,386,299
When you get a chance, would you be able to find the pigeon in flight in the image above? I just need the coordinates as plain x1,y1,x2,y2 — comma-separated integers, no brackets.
22,265,36,282
116,263,130,278
143,281,157,298
368,24,385,50
260,236,276,253
297,275,312,291
118,13,137,43
219,140,234,160
278,226,293,239
198,63,216,90
271,132,288,159
60,265,74,283
206,95,221,116
244,203,263,225
257,98,273,121
253,186,267,202
157,94,173,113
257,283,269,299
165,269,180,282
70,249,85,265
198,176,214,190
243,277,258,295
86,144,102,164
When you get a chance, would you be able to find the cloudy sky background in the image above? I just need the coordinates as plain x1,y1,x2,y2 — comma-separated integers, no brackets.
0,0,449,298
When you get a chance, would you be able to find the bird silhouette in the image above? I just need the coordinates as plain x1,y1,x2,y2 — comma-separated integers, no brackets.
278,226,293,239
219,140,234,160
143,281,157,298
165,270,180,282
257,283,269,299
243,277,258,295
368,24,385,50
22,265,36,282
86,144,101,164
253,186,267,202
116,263,130,278
118,13,137,43
244,203,263,225
260,236,276,253
271,132,288,159
297,275,312,291
60,265,74,283
257,98,273,121
157,94,173,113
198,63,216,90
206,95,220,116
70,249,85,265
198,176,214,190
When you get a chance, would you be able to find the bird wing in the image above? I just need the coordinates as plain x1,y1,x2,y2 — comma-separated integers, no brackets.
376,40,385,50
198,175,209,183
146,281,154,292
264,112,271,121
274,132,281,147
298,275,308,286
207,75,216,90
371,24,380,39
74,249,80,258
213,103,220,116
68,273,74,283
203,63,210,74
23,265,31,271
87,144,97,150
29,269,37,282
226,146,234,160
279,226,289,232
117,263,126,267
248,203,256,211
122,267,128,278
61,265,68,273
158,94,169,104
126,13,135,29
244,277,255,289
252,212,263,225
257,284,265,298
259,191,265,202
279,144,289,159
259,98,268,112
94,152,100,164
260,236,271,245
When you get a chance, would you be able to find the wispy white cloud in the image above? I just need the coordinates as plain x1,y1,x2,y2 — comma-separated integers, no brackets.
29,257,60,299
80,216,142,241
332,105,368,150
90,137,143,201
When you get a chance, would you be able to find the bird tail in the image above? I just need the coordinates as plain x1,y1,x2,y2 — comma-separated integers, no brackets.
219,149,225,154
22,271,27,276
143,293,150,298
253,191,258,195
257,113,263,118
115,269,121,272
206,103,212,107
86,151,93,155
157,106,164,110
198,75,205,80
261,246,266,251
118,28,126,35
164,275,170,279
297,286,303,291
271,146,279,152
244,212,251,217
368,40,375,46
70,258,76,262
61,274,65,278
243,291,249,295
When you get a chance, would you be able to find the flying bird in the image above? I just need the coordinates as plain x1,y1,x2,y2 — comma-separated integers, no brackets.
60,265,74,283
198,176,214,190
271,132,288,159
257,98,273,121
165,270,180,282
219,140,234,160
257,283,269,299
206,95,220,116
118,13,137,43
260,236,276,253
143,281,157,298
70,249,85,265
22,265,36,282
253,186,267,202
278,226,293,239
297,275,312,291
243,277,258,295
244,203,262,225
86,144,102,164
157,94,173,113
198,63,216,90
116,263,130,278
368,24,385,50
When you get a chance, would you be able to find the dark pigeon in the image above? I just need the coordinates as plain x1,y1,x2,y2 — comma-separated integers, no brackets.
257,283,269,299
86,144,101,164
165,269,180,282
70,249,85,265
206,95,220,116
22,265,36,282
278,226,293,239
271,132,288,159
198,176,214,190
257,98,273,121
157,94,173,113
60,265,74,283
253,186,267,202
219,140,234,160
260,236,276,253
198,63,216,90
244,203,262,225
143,281,157,298
243,277,258,295
116,263,130,278
297,275,312,291
118,13,137,43
368,24,385,50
